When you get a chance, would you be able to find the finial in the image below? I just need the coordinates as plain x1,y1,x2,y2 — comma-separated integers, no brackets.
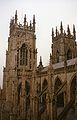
33,15,35,23
38,56,43,70
15,10,18,24
60,21,63,33
33,14,35,32
30,20,32,30
39,56,42,65
56,26,58,36
52,28,54,39
67,25,70,35
24,14,26,25
73,24,76,40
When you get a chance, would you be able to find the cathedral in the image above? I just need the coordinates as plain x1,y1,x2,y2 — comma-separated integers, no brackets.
0,10,77,120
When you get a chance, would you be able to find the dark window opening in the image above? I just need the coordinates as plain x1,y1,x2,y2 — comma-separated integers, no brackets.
56,50,59,63
18,82,22,104
42,93,46,104
20,43,28,66
42,79,48,90
55,78,62,92
70,76,76,100
30,49,31,59
57,92,64,107
25,81,30,96
67,49,72,60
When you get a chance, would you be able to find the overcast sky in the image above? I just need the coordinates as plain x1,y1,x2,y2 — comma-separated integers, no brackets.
0,0,77,87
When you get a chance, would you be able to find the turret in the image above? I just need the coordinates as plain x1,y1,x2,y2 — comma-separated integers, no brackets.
30,20,32,30
39,56,42,66
73,24,76,40
67,25,70,35
15,10,18,24
37,56,43,70
52,28,54,40
24,14,26,25
60,21,63,34
33,15,35,32
56,26,58,37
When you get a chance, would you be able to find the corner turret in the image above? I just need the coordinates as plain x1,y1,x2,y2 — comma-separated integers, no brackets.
67,25,71,35
24,14,26,25
60,21,63,34
15,10,18,24
73,24,76,40
37,56,43,70
33,15,35,32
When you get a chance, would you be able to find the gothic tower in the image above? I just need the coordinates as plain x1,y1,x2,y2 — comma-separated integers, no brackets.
3,10,37,118
51,22,77,64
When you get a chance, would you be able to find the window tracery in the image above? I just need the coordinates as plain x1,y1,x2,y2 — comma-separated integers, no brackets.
20,43,28,65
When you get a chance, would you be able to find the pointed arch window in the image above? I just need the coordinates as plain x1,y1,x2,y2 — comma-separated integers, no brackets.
54,77,64,107
67,49,72,60
55,77,62,92
56,50,59,63
20,44,28,65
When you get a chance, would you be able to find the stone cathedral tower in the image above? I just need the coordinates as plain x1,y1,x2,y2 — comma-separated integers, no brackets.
52,22,77,64
3,10,37,119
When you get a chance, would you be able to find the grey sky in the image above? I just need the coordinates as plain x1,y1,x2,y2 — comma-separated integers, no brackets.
0,0,77,87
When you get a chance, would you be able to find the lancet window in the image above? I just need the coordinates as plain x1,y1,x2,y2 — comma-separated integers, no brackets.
20,43,28,65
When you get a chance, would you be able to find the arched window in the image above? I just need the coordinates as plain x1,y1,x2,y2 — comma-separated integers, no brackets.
25,81,30,95
56,50,59,63
67,49,72,60
42,79,48,90
20,43,28,65
55,77,62,92
54,77,64,107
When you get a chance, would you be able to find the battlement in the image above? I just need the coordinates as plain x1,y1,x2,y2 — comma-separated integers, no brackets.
52,22,76,42
10,10,35,35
